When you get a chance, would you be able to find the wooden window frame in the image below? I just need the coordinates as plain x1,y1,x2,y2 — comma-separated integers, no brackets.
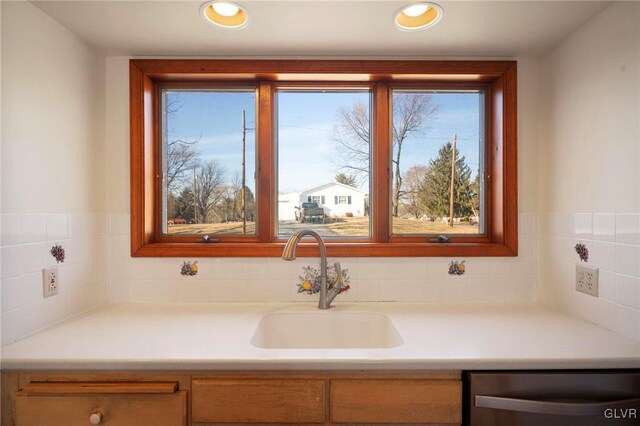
130,59,517,257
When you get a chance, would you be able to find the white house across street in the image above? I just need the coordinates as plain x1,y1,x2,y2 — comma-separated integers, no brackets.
278,181,367,220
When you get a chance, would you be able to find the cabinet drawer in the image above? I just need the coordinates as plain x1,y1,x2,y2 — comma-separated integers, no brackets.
192,379,325,423
330,379,462,424
15,392,188,426
15,381,187,426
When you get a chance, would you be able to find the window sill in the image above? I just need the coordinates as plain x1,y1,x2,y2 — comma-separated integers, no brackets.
132,241,517,258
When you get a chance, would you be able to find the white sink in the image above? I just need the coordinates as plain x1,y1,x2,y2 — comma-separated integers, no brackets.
251,312,403,349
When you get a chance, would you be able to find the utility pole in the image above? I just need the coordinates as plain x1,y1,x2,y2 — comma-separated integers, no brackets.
193,164,197,224
448,133,457,227
241,110,246,234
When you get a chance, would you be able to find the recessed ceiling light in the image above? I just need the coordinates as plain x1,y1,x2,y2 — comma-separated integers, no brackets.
200,1,248,29
403,4,430,17
213,3,239,17
394,2,443,31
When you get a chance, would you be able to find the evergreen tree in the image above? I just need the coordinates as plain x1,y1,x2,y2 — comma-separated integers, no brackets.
167,191,177,221
229,186,256,223
470,172,480,218
174,187,196,223
241,186,256,222
424,142,475,221
334,172,358,187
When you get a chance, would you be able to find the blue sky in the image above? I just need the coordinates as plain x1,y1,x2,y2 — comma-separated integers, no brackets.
164,89,482,194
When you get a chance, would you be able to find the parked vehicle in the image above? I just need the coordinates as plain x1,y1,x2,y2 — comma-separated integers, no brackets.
168,218,187,226
295,202,325,223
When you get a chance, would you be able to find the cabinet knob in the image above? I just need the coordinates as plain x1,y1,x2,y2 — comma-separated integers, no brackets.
89,412,103,424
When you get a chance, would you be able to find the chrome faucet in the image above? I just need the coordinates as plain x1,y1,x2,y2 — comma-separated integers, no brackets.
282,229,343,309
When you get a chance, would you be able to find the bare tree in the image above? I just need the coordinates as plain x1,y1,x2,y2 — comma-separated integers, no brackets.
194,160,227,223
330,102,371,185
219,173,242,222
331,94,437,216
401,165,430,219
216,172,256,227
167,138,200,191
165,95,200,192
391,94,437,216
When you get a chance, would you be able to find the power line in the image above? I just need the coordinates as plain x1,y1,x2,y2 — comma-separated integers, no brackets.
279,125,333,132
428,137,479,141
280,126,480,142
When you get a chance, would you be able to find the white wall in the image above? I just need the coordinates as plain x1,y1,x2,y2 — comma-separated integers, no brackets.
104,55,540,305
0,5,544,342
0,2,107,346
278,192,300,221
4,0,639,346
537,2,640,341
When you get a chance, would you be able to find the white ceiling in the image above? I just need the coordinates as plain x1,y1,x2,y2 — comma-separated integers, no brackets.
32,0,612,57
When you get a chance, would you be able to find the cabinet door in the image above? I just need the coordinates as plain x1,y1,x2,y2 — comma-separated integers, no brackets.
15,381,187,426
192,379,325,423
330,379,462,424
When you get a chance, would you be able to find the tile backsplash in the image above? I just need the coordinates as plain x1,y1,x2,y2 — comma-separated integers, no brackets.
538,212,640,342
0,213,107,346
106,213,538,305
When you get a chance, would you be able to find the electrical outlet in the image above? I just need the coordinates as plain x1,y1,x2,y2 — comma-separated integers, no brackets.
43,266,58,298
575,264,598,297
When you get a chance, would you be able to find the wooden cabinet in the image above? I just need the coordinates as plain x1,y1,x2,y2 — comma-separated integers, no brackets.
192,379,325,423
189,371,461,425
1,371,462,426
2,374,191,426
14,381,187,426
330,378,462,424
16,393,187,426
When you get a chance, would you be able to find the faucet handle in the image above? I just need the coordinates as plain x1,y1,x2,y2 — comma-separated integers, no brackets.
332,262,343,292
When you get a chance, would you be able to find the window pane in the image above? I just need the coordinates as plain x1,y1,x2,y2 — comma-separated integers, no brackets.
277,91,371,238
162,89,257,236
391,90,484,235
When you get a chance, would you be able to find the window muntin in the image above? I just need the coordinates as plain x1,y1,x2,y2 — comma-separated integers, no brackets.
390,89,485,236
161,88,258,237
276,90,371,238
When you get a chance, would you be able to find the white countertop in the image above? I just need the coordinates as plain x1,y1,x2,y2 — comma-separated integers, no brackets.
2,302,639,371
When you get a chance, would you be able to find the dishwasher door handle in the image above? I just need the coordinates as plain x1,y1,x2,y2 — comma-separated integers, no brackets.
475,395,640,416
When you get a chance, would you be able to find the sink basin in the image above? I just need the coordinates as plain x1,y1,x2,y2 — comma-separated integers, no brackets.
251,312,403,349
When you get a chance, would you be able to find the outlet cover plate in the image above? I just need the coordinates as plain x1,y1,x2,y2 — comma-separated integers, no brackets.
43,266,58,298
575,264,598,297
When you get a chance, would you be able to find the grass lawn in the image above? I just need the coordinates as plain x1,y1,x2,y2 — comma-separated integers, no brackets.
322,216,478,236
167,217,478,236
391,217,479,235
168,222,256,235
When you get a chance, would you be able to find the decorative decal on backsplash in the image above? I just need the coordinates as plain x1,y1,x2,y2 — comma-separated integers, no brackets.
575,242,589,262
297,265,351,295
50,244,65,263
448,260,466,276
180,261,198,276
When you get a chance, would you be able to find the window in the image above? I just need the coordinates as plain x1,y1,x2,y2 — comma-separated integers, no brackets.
276,89,371,238
130,60,517,257
161,88,257,237
390,89,484,236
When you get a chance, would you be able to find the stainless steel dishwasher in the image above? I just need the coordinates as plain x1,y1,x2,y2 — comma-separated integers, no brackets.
467,371,640,425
